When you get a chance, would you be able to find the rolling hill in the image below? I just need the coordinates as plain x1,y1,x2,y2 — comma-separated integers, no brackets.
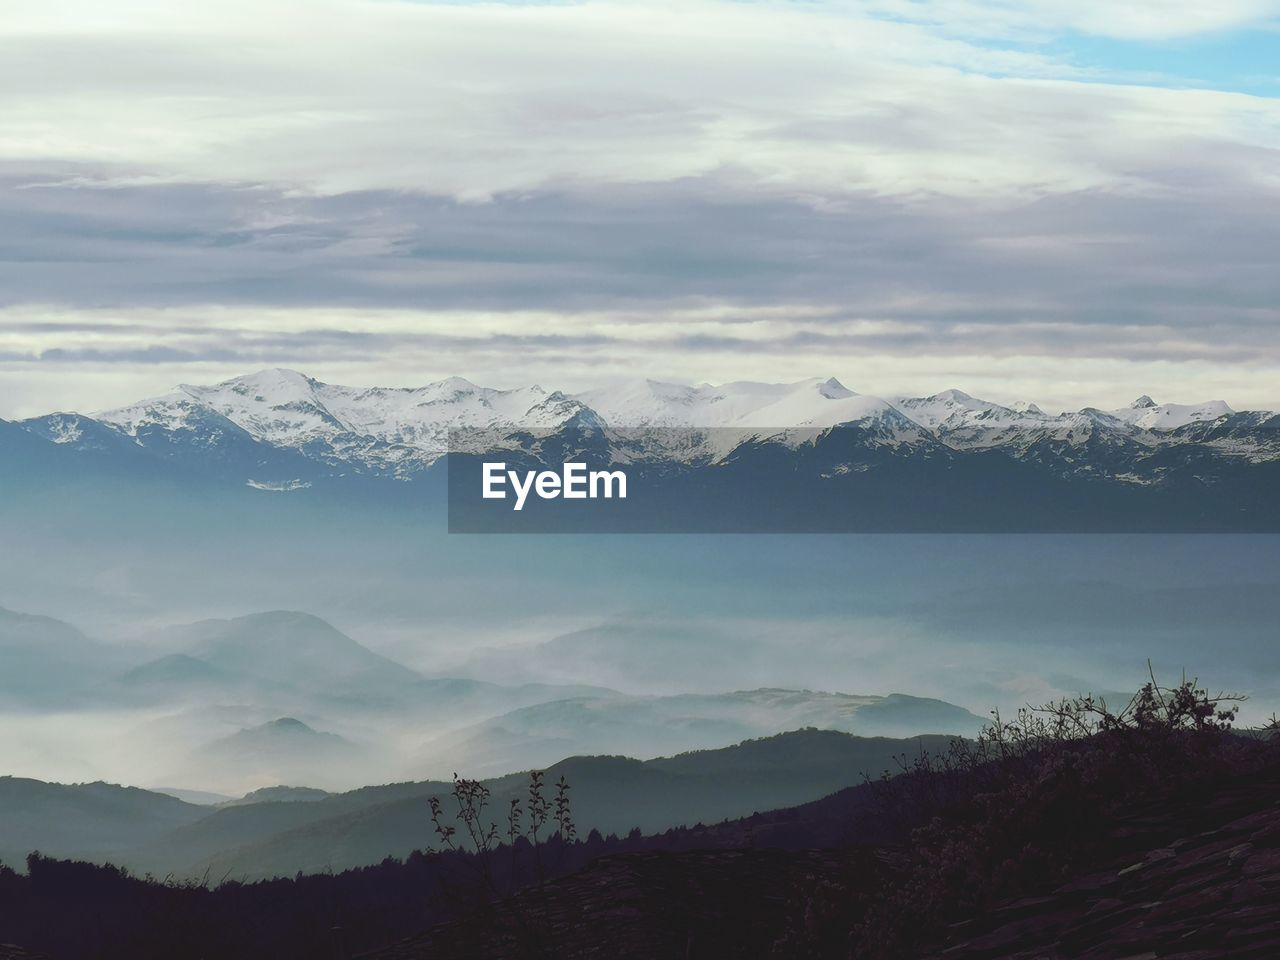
0,729,957,879
416,689,984,774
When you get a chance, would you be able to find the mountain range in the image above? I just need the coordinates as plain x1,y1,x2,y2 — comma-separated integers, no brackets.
0,606,983,792
0,728,952,879
13,368,1275,474
417,690,982,775
6,369,1278,530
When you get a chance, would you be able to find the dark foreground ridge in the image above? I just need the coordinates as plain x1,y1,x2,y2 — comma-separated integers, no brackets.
922,771,1280,960
364,849,875,960
361,769,1280,959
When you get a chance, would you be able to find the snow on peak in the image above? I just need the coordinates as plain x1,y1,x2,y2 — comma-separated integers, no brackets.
576,377,884,430
35,413,84,444
220,367,315,392
95,370,583,474
818,377,854,400
414,375,483,399
890,389,1019,430
1108,398,1233,430
79,372,1269,474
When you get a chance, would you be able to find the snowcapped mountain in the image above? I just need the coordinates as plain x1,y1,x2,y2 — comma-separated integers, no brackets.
577,376,884,429
18,370,948,477
85,369,598,477
7,369,1279,529
888,389,1062,451
118,370,1272,456
31,367,1267,468
1104,395,1235,430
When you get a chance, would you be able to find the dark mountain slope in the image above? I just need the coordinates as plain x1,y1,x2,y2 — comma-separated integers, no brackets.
0,778,205,867
360,762,1280,960
151,729,948,878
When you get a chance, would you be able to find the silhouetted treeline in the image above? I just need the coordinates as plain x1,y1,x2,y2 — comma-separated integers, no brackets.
0,817,775,960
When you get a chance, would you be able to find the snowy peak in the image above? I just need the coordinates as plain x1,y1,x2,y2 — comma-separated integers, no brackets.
20,411,138,452
526,391,607,432
97,390,242,438
818,377,854,400
91,369,585,476
415,375,482,397
1107,398,1233,430
751,383,896,431
199,367,317,396
889,390,1028,432
576,377,871,429
180,369,348,440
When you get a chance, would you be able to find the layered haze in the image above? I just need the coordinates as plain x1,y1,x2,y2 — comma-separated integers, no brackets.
4,369,1279,796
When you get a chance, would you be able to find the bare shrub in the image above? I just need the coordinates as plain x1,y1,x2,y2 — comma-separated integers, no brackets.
427,770,576,959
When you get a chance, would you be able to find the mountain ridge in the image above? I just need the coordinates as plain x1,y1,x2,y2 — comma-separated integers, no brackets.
8,372,1280,531
111,728,961,879
15,369,1270,479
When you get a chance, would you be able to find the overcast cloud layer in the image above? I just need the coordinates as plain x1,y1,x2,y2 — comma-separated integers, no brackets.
1,0,1279,415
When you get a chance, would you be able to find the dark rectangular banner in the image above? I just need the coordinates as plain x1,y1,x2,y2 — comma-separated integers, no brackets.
446,424,1280,533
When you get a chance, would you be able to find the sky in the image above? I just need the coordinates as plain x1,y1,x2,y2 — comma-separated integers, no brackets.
1,0,1279,417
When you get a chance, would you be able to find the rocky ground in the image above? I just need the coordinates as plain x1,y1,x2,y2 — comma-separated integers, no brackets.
921,773,1280,960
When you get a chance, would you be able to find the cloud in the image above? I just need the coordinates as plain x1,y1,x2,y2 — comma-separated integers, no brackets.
1,159,1279,415
2,1,1278,201
1,2,1279,414
1,166,1277,312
